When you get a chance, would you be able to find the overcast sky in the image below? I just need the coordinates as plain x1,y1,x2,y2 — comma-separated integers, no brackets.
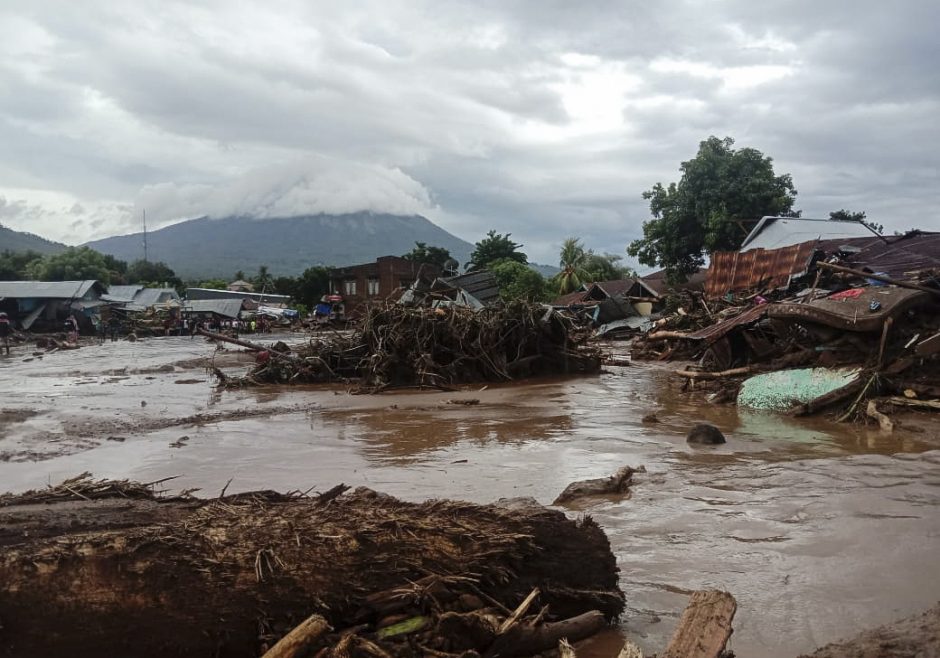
1,0,937,265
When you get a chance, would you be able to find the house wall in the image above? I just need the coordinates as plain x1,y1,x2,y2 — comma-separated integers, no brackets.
330,256,439,318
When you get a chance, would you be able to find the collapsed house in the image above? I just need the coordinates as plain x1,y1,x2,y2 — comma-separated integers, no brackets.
631,218,940,420
0,280,107,333
552,278,663,338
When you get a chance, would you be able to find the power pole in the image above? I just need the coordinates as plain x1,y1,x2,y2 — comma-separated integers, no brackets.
142,209,149,262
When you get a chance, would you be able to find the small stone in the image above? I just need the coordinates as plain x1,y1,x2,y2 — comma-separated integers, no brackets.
686,422,726,445
642,413,659,424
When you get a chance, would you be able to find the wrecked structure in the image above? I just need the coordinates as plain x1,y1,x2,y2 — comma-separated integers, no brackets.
0,280,107,333
553,278,663,339
631,219,940,423
328,256,440,319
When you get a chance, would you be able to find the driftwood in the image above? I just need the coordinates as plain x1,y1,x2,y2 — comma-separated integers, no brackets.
885,396,940,411
0,482,623,658
661,590,737,658
483,610,607,658
645,330,691,343
553,466,636,505
866,400,894,431
674,366,752,380
262,614,331,658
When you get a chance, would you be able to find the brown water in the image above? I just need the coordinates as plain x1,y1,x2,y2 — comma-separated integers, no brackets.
1,335,938,657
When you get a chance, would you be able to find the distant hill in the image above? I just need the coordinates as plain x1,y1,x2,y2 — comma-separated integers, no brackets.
84,213,477,279
0,224,67,255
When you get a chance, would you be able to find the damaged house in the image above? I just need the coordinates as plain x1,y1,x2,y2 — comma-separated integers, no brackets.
0,280,107,333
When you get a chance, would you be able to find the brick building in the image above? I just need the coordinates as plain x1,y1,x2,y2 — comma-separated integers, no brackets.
329,256,440,318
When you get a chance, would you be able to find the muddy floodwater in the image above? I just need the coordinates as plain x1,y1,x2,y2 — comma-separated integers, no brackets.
1,334,938,657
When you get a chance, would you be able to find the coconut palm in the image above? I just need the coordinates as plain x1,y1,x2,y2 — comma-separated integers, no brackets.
555,238,591,295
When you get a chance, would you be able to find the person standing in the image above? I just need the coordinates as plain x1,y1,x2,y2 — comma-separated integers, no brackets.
0,312,11,355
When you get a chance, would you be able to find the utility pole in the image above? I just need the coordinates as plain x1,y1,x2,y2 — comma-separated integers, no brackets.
142,209,149,262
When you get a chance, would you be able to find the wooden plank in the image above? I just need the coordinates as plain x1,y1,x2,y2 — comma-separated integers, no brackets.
916,331,940,357
661,590,737,658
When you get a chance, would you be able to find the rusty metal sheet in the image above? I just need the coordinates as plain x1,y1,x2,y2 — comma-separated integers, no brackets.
768,287,931,332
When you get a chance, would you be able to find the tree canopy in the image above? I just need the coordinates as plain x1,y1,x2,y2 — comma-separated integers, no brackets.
468,231,527,271
829,209,882,234
555,238,590,295
402,242,454,271
127,260,181,288
25,247,114,284
628,136,798,281
489,258,547,302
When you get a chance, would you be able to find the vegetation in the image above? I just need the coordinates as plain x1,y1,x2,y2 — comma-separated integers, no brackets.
468,231,527,271
402,242,454,271
0,250,44,281
628,136,798,282
24,247,115,285
556,238,591,295
126,260,181,288
489,258,548,302
829,209,883,234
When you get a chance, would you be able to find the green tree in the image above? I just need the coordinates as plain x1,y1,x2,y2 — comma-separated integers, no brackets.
829,209,882,234
402,242,453,270
583,252,637,282
294,266,331,308
468,231,527,271
489,258,547,302
0,250,44,280
555,238,590,295
197,279,229,290
628,136,798,282
253,265,273,292
126,260,182,288
101,254,129,285
26,247,113,284
234,270,246,281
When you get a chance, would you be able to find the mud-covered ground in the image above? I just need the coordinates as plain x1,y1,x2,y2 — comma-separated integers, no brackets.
1,333,938,657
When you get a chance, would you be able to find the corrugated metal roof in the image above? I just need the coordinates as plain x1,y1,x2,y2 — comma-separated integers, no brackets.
741,217,878,251
0,280,103,299
103,285,145,302
439,271,501,304
183,299,244,318
705,232,938,298
132,288,180,308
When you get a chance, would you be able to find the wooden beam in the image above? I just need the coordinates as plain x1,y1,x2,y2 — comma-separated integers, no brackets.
815,262,940,297
661,590,737,658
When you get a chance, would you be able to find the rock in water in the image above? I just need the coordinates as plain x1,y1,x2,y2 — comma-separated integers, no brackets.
686,423,726,445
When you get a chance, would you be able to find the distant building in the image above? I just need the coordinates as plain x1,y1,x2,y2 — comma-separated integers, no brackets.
226,280,255,292
329,256,440,318
0,280,106,332
102,285,180,311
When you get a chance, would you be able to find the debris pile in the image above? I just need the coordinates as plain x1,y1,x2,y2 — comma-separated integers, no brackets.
0,478,623,658
208,302,601,391
631,231,940,422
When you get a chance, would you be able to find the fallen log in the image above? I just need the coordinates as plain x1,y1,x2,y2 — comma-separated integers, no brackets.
645,330,692,343
0,482,623,658
675,366,752,380
661,590,737,658
885,396,940,411
483,610,607,658
790,377,866,417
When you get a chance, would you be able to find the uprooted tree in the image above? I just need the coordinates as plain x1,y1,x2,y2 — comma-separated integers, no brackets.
627,136,799,283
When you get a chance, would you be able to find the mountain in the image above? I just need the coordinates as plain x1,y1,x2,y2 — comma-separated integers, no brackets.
84,213,477,279
0,224,67,255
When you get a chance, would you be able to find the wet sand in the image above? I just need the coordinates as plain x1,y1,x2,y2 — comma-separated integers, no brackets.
1,334,938,657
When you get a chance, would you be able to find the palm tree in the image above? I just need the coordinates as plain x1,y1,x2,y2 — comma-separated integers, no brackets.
555,238,591,295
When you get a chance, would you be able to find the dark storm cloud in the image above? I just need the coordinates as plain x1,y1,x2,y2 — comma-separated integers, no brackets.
0,0,937,261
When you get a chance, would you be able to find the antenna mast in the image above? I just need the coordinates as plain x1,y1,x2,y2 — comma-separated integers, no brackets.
142,209,149,262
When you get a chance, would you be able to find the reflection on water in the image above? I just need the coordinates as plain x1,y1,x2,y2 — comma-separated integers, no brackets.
0,340,938,657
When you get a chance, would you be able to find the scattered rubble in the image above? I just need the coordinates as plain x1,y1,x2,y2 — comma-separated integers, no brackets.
630,230,940,425
207,302,601,391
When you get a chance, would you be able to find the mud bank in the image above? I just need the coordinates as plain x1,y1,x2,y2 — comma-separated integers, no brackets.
0,479,622,658
1,335,939,656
